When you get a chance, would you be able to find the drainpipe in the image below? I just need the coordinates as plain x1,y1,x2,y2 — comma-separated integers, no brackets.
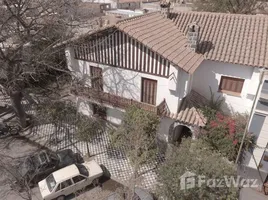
235,68,265,164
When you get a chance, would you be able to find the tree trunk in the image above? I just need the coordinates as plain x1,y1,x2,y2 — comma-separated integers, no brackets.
10,91,27,128
53,123,60,148
86,142,90,157
128,160,139,200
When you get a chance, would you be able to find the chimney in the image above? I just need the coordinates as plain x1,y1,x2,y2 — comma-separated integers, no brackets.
188,22,200,52
103,19,110,27
160,0,171,18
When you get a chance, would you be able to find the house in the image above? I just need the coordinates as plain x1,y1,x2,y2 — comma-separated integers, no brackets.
169,11,268,175
83,0,141,10
65,9,205,145
65,6,268,173
104,9,144,19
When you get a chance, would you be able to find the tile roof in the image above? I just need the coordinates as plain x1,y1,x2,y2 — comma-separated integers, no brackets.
118,0,141,3
160,90,208,127
170,11,268,68
115,12,204,74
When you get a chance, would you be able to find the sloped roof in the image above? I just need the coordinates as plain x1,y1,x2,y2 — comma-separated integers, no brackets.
116,12,204,74
161,90,208,127
170,11,268,68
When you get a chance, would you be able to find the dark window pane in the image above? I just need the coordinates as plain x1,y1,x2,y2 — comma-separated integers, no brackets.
262,80,268,94
90,66,103,91
61,179,73,189
248,114,265,139
46,174,56,192
76,164,89,177
73,175,86,183
39,152,48,164
55,184,60,192
256,101,268,113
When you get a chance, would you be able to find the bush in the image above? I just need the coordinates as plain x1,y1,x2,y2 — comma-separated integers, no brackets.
200,112,254,162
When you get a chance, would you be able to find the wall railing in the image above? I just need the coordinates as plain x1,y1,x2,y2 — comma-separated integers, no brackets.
71,86,167,114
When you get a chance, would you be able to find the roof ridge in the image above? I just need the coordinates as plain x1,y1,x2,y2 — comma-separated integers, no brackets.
170,11,268,18
116,11,160,25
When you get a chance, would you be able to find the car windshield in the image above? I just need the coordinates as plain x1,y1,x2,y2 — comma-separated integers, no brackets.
46,174,56,192
75,164,89,177
47,151,59,162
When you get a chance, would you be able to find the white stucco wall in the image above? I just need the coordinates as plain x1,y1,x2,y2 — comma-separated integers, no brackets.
106,107,123,125
77,97,93,116
157,117,175,142
76,97,124,125
65,47,191,114
192,60,260,114
244,72,268,171
82,0,117,8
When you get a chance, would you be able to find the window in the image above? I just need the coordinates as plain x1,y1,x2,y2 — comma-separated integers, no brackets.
141,78,157,105
219,76,244,95
90,66,103,91
55,184,61,192
46,174,56,192
262,80,268,94
38,151,48,165
76,164,89,177
72,175,86,183
92,103,106,119
61,179,73,189
248,114,265,140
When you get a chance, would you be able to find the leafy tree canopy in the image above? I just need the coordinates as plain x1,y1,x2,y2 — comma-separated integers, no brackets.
111,106,160,168
157,138,238,200
193,0,266,14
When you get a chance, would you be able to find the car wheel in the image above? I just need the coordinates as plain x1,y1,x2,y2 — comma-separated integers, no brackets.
92,178,99,187
57,195,65,200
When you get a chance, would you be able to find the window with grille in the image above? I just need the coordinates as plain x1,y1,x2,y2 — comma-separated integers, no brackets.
141,78,157,105
90,66,103,91
219,76,244,95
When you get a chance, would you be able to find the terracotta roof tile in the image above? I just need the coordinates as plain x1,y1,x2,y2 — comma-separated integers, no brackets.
116,12,204,73
159,90,208,127
171,11,268,68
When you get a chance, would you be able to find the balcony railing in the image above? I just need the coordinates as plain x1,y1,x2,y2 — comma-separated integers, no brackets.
71,86,165,114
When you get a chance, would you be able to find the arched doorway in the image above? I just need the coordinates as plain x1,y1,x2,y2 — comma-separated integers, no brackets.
172,125,192,144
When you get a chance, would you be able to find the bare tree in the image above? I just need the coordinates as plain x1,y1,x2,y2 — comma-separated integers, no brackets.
0,0,98,128
36,100,77,145
193,0,267,14
0,151,36,200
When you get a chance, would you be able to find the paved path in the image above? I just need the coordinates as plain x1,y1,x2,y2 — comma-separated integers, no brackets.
20,121,161,191
240,188,268,200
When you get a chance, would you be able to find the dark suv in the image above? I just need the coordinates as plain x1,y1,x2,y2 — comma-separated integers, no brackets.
15,149,83,189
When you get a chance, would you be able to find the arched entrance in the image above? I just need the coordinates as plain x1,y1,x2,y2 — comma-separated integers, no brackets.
172,125,192,144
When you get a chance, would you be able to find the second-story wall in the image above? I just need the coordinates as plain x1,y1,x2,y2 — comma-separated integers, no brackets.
192,60,260,114
65,46,191,114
